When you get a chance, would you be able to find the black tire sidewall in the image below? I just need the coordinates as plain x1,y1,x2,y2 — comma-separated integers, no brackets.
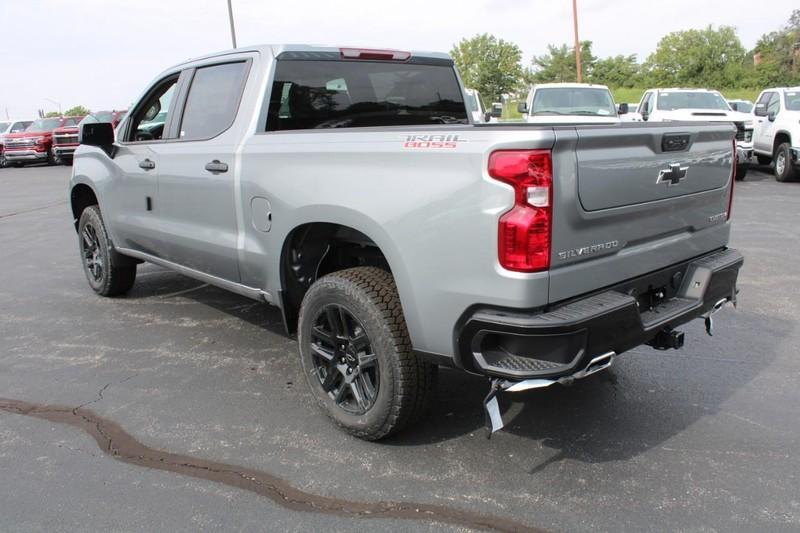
774,143,793,182
298,277,399,435
78,206,113,294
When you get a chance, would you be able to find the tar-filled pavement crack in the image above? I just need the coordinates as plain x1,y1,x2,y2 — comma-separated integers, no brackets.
0,398,546,532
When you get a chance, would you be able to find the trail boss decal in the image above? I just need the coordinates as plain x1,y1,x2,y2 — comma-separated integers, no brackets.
403,134,462,149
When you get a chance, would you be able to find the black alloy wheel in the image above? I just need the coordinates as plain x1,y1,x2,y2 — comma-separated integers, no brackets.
309,303,379,415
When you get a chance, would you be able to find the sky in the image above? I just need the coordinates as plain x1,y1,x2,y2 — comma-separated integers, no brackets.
1,0,796,118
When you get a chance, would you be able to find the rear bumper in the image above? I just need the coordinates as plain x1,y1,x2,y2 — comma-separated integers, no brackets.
456,248,743,380
4,149,47,161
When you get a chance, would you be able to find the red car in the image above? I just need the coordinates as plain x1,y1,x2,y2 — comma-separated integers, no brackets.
3,116,83,166
52,110,127,165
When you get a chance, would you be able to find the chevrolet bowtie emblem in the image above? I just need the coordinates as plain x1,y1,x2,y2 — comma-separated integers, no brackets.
657,163,688,186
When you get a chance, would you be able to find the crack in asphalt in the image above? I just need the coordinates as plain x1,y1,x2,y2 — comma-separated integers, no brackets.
0,398,546,532
72,374,138,414
0,200,68,220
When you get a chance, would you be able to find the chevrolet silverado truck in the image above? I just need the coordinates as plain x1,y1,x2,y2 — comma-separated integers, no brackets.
0,119,33,167
751,87,800,182
636,88,754,180
52,110,126,165
69,45,743,440
4,116,82,166
518,83,622,124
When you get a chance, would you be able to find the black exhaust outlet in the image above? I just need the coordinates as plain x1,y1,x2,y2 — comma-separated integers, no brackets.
648,328,685,350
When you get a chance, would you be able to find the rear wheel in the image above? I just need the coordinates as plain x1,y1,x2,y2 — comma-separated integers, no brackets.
774,143,798,182
298,267,436,440
735,164,748,181
78,205,137,296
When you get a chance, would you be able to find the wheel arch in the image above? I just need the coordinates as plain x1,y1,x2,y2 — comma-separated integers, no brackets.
773,130,793,152
70,182,99,231
276,212,418,341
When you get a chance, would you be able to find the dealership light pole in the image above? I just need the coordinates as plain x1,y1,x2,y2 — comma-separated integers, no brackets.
572,0,582,83
227,0,237,48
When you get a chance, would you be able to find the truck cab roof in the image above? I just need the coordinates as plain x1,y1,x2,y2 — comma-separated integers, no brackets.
171,44,452,69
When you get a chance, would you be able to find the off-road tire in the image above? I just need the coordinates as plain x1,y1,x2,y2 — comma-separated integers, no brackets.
77,205,137,296
298,267,437,440
774,143,798,182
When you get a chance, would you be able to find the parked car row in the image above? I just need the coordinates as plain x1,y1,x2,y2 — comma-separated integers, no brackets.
0,111,126,168
615,86,800,182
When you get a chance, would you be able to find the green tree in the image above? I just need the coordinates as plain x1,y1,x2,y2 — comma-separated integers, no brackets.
749,9,800,87
527,41,595,84
43,111,60,118
589,54,640,88
450,34,524,102
642,26,747,88
64,105,90,116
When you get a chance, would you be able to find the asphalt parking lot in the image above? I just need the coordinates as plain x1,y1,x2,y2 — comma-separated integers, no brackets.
1,163,798,532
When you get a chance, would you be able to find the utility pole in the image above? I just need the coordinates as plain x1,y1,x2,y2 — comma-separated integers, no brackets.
227,0,237,48
45,98,62,115
572,0,583,83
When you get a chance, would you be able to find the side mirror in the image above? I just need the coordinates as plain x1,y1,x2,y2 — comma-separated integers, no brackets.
80,122,115,155
617,103,629,115
517,101,528,114
483,111,492,122
641,110,649,121
767,111,777,122
754,103,767,117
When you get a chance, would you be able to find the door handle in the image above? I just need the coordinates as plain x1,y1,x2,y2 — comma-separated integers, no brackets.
139,158,156,170
205,160,228,173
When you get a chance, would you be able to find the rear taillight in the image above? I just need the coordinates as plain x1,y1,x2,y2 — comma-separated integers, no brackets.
340,48,411,61
728,139,735,220
488,150,553,272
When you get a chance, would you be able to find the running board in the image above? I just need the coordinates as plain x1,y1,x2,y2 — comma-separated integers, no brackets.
483,351,615,437
114,247,273,304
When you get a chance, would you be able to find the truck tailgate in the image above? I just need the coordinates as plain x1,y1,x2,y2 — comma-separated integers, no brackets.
548,122,735,303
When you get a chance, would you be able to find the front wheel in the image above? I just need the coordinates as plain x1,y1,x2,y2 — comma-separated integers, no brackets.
298,267,437,440
735,164,748,181
78,205,137,296
774,143,798,182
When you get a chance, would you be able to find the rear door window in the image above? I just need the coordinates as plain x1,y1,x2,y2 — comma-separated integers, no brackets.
265,60,468,131
179,61,250,140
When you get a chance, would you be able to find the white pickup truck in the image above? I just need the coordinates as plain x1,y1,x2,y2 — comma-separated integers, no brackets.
752,87,800,182
70,45,743,439
518,83,621,124
636,88,754,179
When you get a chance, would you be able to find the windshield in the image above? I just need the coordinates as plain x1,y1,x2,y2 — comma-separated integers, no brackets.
731,101,753,113
0,122,10,132
785,92,800,111
531,87,617,116
657,91,730,111
26,118,61,131
80,112,114,125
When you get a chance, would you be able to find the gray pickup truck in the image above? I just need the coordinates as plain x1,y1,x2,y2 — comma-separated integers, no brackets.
70,45,743,440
